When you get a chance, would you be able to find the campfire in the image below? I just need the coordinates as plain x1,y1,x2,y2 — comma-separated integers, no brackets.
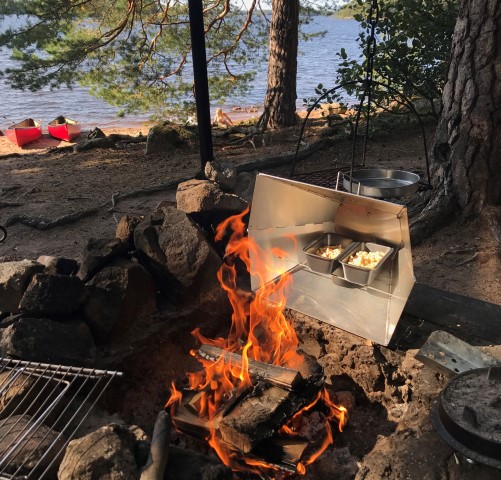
166,208,347,476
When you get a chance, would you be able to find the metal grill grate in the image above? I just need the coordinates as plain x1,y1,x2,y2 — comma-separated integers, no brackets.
0,357,123,480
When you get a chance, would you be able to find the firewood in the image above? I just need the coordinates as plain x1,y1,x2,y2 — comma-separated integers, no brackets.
198,344,305,390
218,384,319,454
171,394,222,439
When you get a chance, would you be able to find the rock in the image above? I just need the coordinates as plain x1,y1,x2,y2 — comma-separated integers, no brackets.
134,206,229,313
19,273,87,315
234,171,257,202
305,446,358,480
0,415,66,478
145,122,195,155
78,237,130,282
204,161,237,191
0,260,44,314
166,446,232,480
37,255,79,275
58,423,139,480
176,179,248,214
0,317,95,365
73,137,116,152
84,258,157,343
0,369,67,423
355,421,453,480
115,215,143,249
0,371,37,417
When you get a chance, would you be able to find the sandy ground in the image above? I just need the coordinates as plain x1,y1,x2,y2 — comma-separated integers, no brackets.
0,119,499,307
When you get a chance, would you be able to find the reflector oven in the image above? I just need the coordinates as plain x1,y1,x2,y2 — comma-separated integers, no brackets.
248,174,415,346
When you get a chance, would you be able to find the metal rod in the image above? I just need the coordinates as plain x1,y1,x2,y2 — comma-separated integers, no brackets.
0,358,123,379
188,0,214,173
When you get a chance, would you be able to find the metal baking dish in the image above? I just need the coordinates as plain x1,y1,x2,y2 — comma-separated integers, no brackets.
303,233,354,274
342,169,420,198
340,242,394,286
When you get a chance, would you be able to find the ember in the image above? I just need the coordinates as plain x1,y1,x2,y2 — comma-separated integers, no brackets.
166,208,348,476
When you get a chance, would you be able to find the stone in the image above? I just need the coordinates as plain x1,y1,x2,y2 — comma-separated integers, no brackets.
78,237,130,282
145,122,195,155
355,421,454,480
0,317,95,365
0,260,44,314
58,424,139,480
115,215,143,249
0,371,37,417
0,415,66,478
204,160,237,191
134,206,229,313
234,171,257,203
176,179,247,214
84,258,157,343
19,273,87,316
37,255,79,275
166,446,232,480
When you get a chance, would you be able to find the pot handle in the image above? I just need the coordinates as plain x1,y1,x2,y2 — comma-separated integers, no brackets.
337,171,362,195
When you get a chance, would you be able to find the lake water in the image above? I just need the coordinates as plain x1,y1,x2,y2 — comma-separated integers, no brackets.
0,16,361,130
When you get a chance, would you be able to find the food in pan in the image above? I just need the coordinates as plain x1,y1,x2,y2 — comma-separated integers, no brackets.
315,245,344,259
347,250,385,269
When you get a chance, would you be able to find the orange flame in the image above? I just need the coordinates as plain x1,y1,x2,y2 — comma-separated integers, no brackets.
167,208,349,476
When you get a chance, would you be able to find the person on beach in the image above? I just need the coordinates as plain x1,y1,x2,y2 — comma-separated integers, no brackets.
213,108,234,128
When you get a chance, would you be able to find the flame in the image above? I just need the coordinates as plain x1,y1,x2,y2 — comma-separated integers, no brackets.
166,208,349,476
165,382,182,413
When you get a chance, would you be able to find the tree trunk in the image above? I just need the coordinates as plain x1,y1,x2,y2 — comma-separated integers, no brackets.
411,0,500,241
261,0,299,129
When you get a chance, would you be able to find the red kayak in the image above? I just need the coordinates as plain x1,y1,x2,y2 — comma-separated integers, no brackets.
6,119,42,147
48,116,81,142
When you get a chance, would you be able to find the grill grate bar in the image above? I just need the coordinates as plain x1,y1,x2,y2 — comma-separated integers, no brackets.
0,357,123,479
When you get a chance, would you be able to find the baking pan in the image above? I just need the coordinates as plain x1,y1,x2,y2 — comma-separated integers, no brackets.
340,242,394,286
303,233,354,274
343,169,420,198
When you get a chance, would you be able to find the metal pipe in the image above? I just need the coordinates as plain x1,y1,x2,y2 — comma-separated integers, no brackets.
188,0,214,174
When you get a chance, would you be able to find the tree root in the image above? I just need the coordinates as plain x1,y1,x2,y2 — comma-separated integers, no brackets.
235,137,338,173
454,253,478,267
0,201,24,209
6,207,103,230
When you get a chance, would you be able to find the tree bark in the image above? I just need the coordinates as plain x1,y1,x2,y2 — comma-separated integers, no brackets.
261,0,299,129
411,0,500,241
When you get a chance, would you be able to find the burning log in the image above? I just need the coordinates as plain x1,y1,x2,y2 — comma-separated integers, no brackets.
198,344,305,390
218,383,318,454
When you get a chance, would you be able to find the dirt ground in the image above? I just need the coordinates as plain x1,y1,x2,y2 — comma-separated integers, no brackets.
0,119,499,306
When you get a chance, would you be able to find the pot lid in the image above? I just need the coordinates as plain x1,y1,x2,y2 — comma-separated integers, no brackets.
431,366,501,469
